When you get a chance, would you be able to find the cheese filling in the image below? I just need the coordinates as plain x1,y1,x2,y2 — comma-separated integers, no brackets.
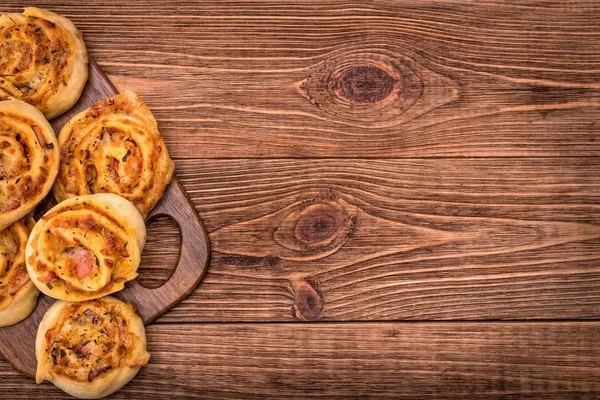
38,300,149,383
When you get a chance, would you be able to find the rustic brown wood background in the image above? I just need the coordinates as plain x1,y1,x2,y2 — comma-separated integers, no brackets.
2,0,600,398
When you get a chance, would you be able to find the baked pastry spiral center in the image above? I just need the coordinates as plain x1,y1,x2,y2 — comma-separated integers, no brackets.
0,135,27,180
27,194,145,302
41,300,149,383
1,8,88,119
55,91,174,218
0,220,30,308
71,125,146,195
1,17,72,108
35,207,133,293
0,112,55,213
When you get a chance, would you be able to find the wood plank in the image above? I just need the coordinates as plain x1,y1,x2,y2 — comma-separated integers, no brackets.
5,1,600,157
1,322,600,398
137,158,600,322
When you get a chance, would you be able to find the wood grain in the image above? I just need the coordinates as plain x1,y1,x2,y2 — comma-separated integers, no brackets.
155,158,600,321
5,0,600,157
1,322,600,399
139,215,182,288
2,0,599,397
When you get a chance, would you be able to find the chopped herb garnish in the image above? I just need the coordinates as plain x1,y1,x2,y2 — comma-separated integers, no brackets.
46,283,53,290
122,149,131,162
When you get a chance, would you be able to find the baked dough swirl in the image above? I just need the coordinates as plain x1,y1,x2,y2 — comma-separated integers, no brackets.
0,98,59,230
26,194,146,301
0,7,88,119
0,217,39,327
53,91,174,219
36,296,150,399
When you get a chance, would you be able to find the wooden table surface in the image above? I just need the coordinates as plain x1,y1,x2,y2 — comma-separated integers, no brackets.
2,1,600,398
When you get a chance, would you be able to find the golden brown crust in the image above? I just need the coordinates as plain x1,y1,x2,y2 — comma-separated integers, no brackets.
0,7,88,119
0,98,59,230
36,296,150,399
0,217,39,326
53,90,175,219
26,194,146,301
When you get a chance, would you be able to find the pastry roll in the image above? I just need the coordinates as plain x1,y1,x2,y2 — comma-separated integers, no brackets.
53,91,175,219
0,7,88,119
26,193,146,301
36,296,150,399
0,217,39,327
0,98,59,230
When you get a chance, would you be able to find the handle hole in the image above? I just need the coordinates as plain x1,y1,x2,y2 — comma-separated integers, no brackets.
138,214,182,289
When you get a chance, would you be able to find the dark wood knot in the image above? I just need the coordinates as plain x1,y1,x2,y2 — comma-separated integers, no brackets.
295,203,345,245
210,191,357,261
335,65,396,104
297,47,458,126
292,279,323,321
274,193,357,260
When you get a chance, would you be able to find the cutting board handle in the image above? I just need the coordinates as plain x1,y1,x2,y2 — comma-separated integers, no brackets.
118,177,211,324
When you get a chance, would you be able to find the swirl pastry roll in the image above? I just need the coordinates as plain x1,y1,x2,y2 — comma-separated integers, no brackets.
54,91,175,219
36,296,150,399
0,7,88,119
26,194,146,301
0,98,59,230
0,217,38,327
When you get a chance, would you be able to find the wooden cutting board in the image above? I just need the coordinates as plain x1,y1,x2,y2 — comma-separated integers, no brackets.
0,58,211,378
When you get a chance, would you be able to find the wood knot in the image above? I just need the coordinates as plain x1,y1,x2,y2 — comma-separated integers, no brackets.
274,193,357,260
210,191,358,262
292,279,323,321
335,65,396,104
297,47,458,127
295,203,345,245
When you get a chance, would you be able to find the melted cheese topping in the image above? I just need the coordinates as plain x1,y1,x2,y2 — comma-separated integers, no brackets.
0,99,59,230
27,194,145,301
0,218,34,310
38,298,149,384
0,7,88,119
54,91,174,219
